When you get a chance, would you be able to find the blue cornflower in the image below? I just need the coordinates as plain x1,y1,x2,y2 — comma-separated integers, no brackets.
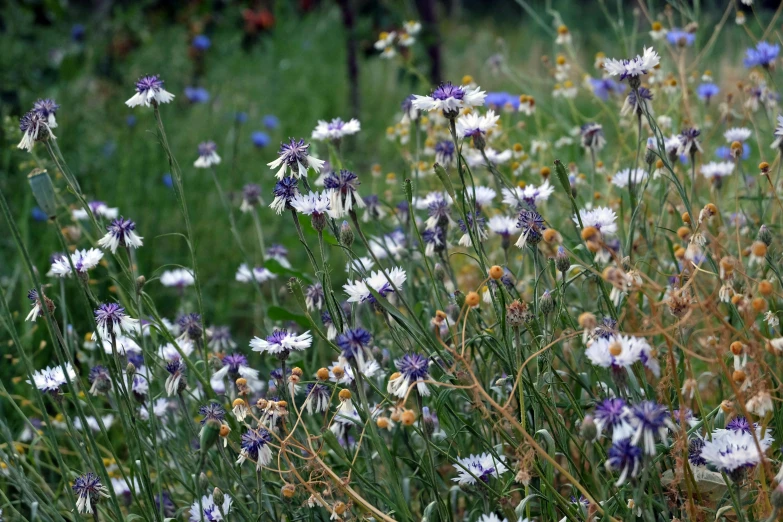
337,328,372,359
263,114,279,129
235,112,248,123
31,207,48,222
238,428,272,470
606,438,643,485
184,87,210,104
484,91,520,111
71,24,86,42
716,144,750,161
514,209,546,249
252,131,271,148
744,41,780,68
98,217,143,253
457,211,488,247
627,401,674,455
726,416,752,434
696,82,720,102
422,226,446,257
666,28,695,47
126,115,137,127
593,398,632,441
589,77,625,101
192,35,211,50
162,173,173,188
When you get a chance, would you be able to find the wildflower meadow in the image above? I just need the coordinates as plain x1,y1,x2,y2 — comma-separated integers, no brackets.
4,1,783,521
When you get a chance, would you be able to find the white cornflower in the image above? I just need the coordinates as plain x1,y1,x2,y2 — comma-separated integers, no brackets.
586,334,659,377
126,75,175,108
346,256,374,273
343,267,407,303
488,215,517,236
290,191,332,216
611,168,648,188
701,161,735,180
29,363,77,393
189,493,232,521
235,264,276,284
267,138,325,180
50,248,104,277
312,118,361,142
466,148,512,167
724,127,752,142
470,186,497,208
140,398,170,420
575,206,618,236
412,82,487,114
452,453,509,485
102,335,141,356
97,217,143,254
455,109,499,139
160,268,195,289
701,426,773,473
250,329,313,355
604,47,661,79
193,141,221,168
72,202,119,221
158,340,195,360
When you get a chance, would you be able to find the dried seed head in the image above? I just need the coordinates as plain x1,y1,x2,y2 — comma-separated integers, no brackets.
316,367,330,381
489,265,504,280
465,291,480,308
338,389,352,401
401,409,416,426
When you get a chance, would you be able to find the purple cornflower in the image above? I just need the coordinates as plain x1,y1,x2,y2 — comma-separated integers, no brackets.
622,87,653,117
589,78,625,101
593,398,632,441
593,317,618,339
666,28,695,47
98,217,143,254
337,327,373,365
304,383,331,414
250,329,313,356
744,42,780,68
18,110,53,152
267,137,325,179
726,416,752,434
606,438,643,486
422,226,446,256
126,74,174,108
435,140,456,166
627,401,673,455
689,437,706,466
194,141,221,168
178,313,203,341
388,353,431,397
240,183,263,212
457,211,487,247
515,209,546,249
269,176,300,215
678,128,702,156
696,82,720,102
238,428,272,470
324,169,364,217
94,303,138,341
164,359,186,396
305,283,325,311
73,472,109,514
88,365,112,396
33,98,60,128
199,402,226,425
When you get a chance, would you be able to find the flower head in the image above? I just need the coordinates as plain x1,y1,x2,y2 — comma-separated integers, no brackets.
666,28,695,47
94,303,139,341
98,217,143,254
611,168,648,188
237,429,273,470
324,169,364,217
126,75,175,108
50,248,104,277
160,268,195,289
270,176,300,215
189,493,232,521
575,206,617,236
452,453,508,485
627,401,674,455
388,353,431,397
30,363,77,394
744,41,780,68
194,141,221,168
606,438,643,485
18,110,55,151
515,209,546,249
250,329,313,355
73,472,109,514
593,398,633,441
312,118,361,141
268,138,325,179
33,98,60,128
603,47,660,80
412,81,487,117
343,267,407,303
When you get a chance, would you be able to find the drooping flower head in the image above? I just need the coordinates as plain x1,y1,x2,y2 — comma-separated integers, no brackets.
580,123,605,151
98,217,144,254
126,75,175,108
33,98,60,127
627,401,674,455
250,329,313,356
270,176,300,215
267,138,325,179
435,140,456,166
18,110,55,151
606,438,643,485
324,169,364,217
237,428,273,470
336,327,372,361
515,209,546,249
178,313,203,341
621,87,654,117
593,398,633,441
240,183,263,213
73,472,109,514
194,141,221,168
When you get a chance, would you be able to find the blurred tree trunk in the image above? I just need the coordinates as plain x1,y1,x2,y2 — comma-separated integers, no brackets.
337,0,361,119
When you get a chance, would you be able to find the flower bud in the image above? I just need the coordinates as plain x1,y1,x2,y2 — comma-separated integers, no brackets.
555,246,571,273
506,300,530,327
758,225,772,247
126,362,136,376
213,487,225,507
580,414,597,442
339,221,354,247
539,290,555,315
200,418,222,452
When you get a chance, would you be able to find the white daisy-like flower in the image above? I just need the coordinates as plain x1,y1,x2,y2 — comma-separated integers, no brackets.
250,329,313,355
125,75,175,108
102,335,141,356
701,427,773,473
50,248,104,278
488,215,517,236
311,118,361,142
470,186,497,207
194,141,221,168
343,267,407,303
72,202,119,221
611,168,648,188
160,268,195,288
374,31,396,51
403,20,421,35
575,206,618,235
455,109,499,139
189,493,232,522
502,181,555,208
73,415,115,432
346,256,375,273
412,82,487,114
604,47,661,79
701,161,735,180
724,127,752,143
290,191,332,216
158,340,195,360
29,363,77,393
586,334,659,376
466,148,512,167
452,452,509,485
235,264,276,284
369,231,406,260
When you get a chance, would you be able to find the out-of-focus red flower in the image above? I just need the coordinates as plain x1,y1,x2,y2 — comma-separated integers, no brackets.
242,8,275,33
